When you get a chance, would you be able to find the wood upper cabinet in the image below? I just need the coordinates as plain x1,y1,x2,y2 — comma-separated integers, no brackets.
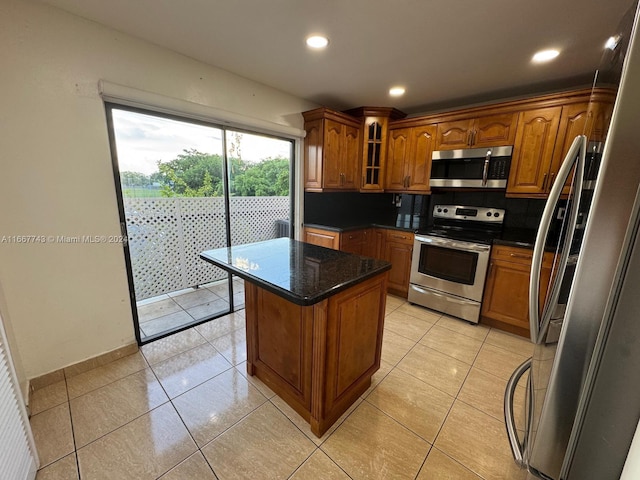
386,125,436,193
481,245,553,337
343,107,407,192
550,102,592,195
435,112,518,150
550,101,615,194
303,108,362,192
506,106,562,197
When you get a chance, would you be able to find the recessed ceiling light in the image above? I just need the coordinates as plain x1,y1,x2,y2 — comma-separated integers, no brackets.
605,35,621,50
389,86,406,97
306,35,329,49
532,49,560,63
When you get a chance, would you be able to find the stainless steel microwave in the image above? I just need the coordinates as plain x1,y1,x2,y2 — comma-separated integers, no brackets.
430,145,513,188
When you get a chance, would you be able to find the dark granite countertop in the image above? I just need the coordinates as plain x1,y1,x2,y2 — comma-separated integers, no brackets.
304,222,416,233
200,238,391,306
304,222,542,248
494,227,538,248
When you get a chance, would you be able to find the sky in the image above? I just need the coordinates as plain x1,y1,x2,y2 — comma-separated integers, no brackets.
111,108,292,175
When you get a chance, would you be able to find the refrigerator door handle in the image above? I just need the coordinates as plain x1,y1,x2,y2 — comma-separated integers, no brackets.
529,135,587,344
505,358,532,467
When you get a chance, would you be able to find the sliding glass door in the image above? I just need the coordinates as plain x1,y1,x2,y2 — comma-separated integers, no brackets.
105,105,294,344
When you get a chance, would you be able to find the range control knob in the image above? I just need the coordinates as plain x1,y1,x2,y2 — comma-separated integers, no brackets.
486,212,492,217
437,208,442,213
443,208,448,213
494,212,500,217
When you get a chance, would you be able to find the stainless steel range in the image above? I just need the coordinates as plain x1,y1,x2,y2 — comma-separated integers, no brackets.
408,205,505,323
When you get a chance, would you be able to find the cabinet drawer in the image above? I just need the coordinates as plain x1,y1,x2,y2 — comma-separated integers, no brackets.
492,245,534,264
492,244,554,267
303,227,340,250
384,230,414,245
341,230,365,246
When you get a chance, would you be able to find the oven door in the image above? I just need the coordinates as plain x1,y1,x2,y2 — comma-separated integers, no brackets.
410,235,491,302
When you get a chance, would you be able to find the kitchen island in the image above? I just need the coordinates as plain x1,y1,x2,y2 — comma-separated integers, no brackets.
200,237,390,437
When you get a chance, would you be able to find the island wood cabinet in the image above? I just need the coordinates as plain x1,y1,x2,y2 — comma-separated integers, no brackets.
303,108,361,192
245,272,387,436
481,245,554,337
435,112,518,150
385,125,436,193
343,107,407,192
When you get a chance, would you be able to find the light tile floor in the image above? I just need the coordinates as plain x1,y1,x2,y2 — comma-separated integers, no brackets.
137,277,245,340
31,295,533,480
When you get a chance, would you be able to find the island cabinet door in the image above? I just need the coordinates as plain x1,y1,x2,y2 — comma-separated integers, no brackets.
245,286,314,413
316,273,388,431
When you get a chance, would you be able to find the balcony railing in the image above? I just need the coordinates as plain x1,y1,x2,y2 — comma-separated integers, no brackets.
124,196,290,300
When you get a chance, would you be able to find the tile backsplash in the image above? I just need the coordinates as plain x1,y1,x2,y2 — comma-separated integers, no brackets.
305,191,546,231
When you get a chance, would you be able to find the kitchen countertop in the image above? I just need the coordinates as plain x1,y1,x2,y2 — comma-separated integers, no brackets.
304,222,417,233
494,227,538,248
200,237,391,306
305,222,542,249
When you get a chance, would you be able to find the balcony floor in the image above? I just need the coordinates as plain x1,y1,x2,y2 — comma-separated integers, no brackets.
136,277,245,340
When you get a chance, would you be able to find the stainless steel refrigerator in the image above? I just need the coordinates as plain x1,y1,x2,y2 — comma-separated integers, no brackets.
504,1,640,478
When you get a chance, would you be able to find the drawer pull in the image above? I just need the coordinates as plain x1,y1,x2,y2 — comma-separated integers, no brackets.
392,234,408,240
510,253,532,259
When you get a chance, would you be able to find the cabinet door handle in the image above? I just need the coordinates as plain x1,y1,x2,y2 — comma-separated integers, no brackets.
407,175,411,188
391,234,408,240
510,253,532,259
542,172,548,191
467,131,472,146
549,172,556,188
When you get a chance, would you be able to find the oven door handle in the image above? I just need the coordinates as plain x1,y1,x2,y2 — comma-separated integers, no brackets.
414,235,490,253
410,285,478,306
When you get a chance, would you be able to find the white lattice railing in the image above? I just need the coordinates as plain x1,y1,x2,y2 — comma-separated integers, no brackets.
124,196,290,300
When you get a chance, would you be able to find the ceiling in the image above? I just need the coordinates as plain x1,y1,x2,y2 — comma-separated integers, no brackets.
42,0,634,115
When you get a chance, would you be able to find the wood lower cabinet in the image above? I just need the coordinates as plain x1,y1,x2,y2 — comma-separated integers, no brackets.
481,245,553,337
303,226,413,297
340,229,366,255
382,229,414,298
303,227,340,249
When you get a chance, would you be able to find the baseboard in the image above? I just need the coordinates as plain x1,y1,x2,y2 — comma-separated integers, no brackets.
29,342,139,394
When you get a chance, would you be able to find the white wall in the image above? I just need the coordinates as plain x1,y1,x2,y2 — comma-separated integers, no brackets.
0,0,316,379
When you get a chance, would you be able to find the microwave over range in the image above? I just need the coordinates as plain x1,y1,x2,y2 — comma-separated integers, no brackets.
430,145,512,188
